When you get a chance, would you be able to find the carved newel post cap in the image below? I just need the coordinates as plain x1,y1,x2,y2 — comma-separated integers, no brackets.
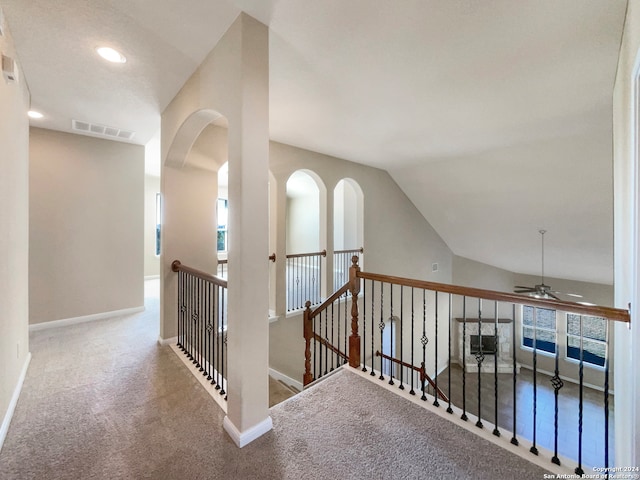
305,300,312,309
351,255,359,266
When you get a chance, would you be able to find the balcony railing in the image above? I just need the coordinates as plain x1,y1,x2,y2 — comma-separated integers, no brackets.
303,256,630,473
172,260,228,400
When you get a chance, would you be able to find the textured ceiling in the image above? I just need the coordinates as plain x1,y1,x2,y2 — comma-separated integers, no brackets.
0,0,627,285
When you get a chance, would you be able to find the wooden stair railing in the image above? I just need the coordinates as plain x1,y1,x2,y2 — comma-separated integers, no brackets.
375,350,448,402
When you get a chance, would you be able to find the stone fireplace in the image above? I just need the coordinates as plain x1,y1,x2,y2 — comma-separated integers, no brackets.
455,318,518,374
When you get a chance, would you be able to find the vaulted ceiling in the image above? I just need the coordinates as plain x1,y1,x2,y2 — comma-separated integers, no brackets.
1,0,627,285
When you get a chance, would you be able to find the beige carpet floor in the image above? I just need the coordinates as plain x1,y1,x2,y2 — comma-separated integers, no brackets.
0,280,552,479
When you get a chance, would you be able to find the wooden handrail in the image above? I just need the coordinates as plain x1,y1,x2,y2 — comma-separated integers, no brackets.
375,351,449,402
333,247,364,255
171,260,227,288
314,333,348,360
357,271,630,323
286,249,327,259
306,282,351,320
218,253,276,264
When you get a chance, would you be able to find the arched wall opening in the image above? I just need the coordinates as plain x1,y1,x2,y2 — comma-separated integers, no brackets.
333,178,364,289
284,169,327,311
160,110,229,340
286,170,322,253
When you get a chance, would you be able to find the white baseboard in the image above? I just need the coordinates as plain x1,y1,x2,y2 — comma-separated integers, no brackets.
0,353,31,453
144,275,160,280
269,367,303,392
223,415,273,448
29,306,145,332
158,336,178,346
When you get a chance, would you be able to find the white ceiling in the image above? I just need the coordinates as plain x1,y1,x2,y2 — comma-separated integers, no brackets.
1,0,627,285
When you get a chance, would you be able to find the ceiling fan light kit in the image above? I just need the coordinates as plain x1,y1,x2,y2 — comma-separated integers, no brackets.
513,229,583,301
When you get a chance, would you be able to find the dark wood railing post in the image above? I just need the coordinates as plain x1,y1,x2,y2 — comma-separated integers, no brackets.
348,255,361,368
303,301,313,386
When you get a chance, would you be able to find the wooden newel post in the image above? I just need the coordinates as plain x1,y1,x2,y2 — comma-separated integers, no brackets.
348,255,361,369
303,301,313,386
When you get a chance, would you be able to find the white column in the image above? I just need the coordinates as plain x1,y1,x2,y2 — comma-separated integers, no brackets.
223,14,272,447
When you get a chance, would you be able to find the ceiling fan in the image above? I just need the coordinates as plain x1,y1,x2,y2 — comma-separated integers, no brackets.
513,229,583,301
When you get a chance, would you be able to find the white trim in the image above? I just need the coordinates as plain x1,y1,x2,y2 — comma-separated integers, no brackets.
158,336,178,346
168,344,228,413
144,275,160,280
269,367,303,392
223,415,273,448
29,306,145,331
0,353,31,453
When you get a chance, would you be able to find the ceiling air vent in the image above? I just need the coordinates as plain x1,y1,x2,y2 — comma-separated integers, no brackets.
72,119,135,141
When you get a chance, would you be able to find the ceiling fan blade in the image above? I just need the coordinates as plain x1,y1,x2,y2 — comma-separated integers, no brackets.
546,291,561,300
514,286,534,290
564,293,583,298
514,289,535,293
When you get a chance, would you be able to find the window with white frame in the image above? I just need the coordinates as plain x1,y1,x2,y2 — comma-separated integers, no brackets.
217,198,228,252
522,305,556,354
566,314,607,367
155,193,161,256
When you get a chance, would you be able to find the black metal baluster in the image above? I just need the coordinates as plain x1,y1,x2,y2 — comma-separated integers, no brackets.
220,286,226,398
187,273,193,361
410,287,415,395
421,289,428,401
344,290,348,366
476,298,483,429
461,298,468,421
604,319,610,475
530,306,539,456
575,315,584,475
324,309,328,375
550,323,563,465
313,315,317,381
362,280,367,372
211,283,218,385
389,285,395,386
215,283,221,391
433,291,439,407
202,280,209,377
379,282,385,381
330,303,335,371
207,282,214,382
370,280,376,377
493,301,500,437
198,278,204,371
177,271,183,350
511,303,518,446
447,294,453,414
399,286,404,390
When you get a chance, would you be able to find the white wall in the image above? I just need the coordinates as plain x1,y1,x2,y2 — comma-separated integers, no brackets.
29,128,144,324
613,0,640,466
286,194,319,253
0,13,30,451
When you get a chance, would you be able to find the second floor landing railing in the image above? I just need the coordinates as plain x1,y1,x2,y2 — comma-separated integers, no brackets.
302,255,630,473
172,260,228,400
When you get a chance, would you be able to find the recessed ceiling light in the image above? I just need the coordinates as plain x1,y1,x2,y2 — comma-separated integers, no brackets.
96,46,126,64
28,110,43,119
